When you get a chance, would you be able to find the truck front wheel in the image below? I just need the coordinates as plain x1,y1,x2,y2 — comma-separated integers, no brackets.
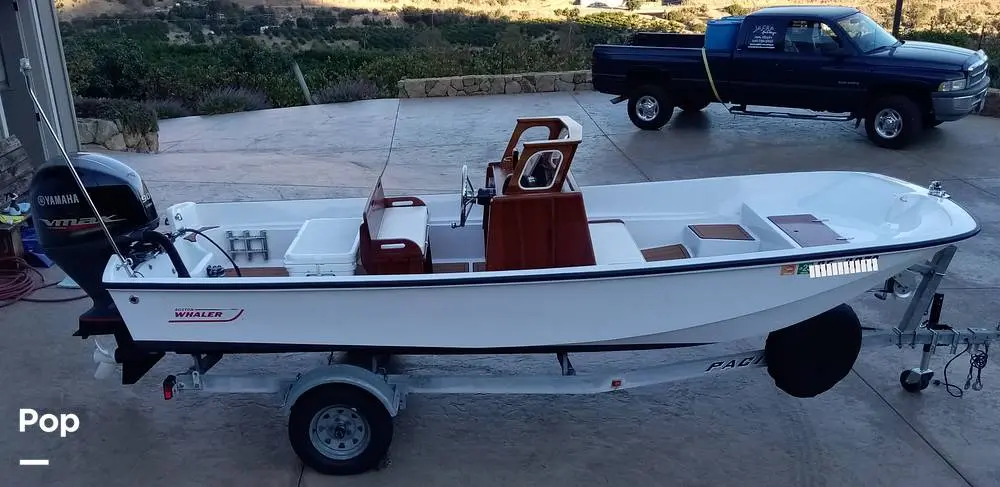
627,85,673,130
864,95,923,149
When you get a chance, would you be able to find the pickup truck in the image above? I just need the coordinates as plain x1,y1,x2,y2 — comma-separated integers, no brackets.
591,6,992,149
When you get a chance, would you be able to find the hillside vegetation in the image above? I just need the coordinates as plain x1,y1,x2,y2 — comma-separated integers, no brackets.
56,0,1000,121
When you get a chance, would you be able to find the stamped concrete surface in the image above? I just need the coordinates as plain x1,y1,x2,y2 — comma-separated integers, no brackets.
2,91,1000,487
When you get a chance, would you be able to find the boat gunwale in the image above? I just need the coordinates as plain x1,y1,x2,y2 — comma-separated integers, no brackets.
103,224,980,291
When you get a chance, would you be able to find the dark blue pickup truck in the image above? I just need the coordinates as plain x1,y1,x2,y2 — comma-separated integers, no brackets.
592,6,992,149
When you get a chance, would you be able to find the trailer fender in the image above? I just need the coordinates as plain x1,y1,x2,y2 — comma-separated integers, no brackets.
281,364,401,417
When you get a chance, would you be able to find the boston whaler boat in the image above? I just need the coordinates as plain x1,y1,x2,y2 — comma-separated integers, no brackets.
25,113,999,476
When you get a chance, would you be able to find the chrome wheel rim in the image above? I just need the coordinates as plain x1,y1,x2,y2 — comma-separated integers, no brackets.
874,108,903,139
635,95,659,122
309,405,371,460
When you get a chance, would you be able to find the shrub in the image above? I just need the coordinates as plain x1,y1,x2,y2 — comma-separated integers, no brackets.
722,4,751,16
313,78,380,103
145,99,192,119
196,87,272,115
74,96,159,133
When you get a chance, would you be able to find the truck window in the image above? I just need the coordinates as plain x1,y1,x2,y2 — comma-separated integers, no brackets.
782,19,842,55
837,12,899,53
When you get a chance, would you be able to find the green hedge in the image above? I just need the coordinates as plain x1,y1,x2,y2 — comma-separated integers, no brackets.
74,97,159,133
58,5,1000,119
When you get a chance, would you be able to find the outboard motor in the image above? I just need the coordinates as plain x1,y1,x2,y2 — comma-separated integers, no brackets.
28,152,159,333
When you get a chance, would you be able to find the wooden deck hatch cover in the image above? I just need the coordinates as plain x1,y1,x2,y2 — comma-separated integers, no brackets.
642,244,690,262
689,224,754,241
767,214,846,247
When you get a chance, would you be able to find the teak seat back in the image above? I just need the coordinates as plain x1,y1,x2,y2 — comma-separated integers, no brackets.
482,116,596,272
359,176,432,275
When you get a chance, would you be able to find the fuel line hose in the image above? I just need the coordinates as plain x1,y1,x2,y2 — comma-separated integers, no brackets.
0,256,87,309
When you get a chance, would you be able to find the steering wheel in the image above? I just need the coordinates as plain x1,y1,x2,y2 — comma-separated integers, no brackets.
453,165,477,228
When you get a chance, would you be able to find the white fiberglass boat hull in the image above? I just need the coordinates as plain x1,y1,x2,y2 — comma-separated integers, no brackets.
99,170,978,354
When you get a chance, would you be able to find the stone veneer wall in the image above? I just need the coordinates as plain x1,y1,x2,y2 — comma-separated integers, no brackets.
397,70,593,98
77,118,160,153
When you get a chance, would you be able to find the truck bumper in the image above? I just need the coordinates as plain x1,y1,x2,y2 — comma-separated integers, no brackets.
931,78,991,122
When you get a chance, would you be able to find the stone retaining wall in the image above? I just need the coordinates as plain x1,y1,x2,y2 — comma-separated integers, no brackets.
77,118,159,153
397,72,998,120
397,70,593,98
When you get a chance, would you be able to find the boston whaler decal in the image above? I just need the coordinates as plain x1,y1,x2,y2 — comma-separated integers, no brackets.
780,256,880,278
169,308,245,323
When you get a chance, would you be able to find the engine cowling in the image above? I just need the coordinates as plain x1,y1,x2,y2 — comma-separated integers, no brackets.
28,152,159,327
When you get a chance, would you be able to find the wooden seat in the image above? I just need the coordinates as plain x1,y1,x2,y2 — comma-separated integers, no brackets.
359,177,431,275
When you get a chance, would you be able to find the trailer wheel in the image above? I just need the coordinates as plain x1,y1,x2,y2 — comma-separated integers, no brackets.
899,368,934,393
864,95,922,149
765,304,863,398
288,384,394,476
627,85,673,130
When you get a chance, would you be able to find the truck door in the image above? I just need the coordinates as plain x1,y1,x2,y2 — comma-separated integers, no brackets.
727,17,793,107
769,19,865,112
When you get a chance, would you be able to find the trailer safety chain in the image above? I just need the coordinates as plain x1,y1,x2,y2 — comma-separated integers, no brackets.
966,344,988,391
936,342,990,398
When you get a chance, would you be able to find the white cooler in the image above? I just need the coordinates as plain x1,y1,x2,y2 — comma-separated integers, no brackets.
283,217,362,277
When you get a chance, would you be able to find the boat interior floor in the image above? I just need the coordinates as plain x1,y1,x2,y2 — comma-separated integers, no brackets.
172,117,858,281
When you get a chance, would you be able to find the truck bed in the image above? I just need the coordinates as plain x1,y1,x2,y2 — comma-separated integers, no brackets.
591,43,731,103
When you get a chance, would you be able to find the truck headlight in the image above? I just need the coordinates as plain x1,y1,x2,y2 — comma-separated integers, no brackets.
938,79,967,91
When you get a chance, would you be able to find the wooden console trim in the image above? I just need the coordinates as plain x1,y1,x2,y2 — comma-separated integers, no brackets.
485,191,596,271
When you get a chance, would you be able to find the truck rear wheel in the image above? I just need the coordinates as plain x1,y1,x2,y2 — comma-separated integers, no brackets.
864,95,923,149
627,85,673,130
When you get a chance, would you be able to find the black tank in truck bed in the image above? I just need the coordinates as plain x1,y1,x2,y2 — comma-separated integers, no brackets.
590,5,991,150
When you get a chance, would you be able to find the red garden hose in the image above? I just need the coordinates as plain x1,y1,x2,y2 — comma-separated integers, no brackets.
0,256,88,309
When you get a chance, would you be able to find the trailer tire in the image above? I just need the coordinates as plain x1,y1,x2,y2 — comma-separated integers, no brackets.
764,304,863,398
288,384,394,476
864,94,923,149
627,85,673,130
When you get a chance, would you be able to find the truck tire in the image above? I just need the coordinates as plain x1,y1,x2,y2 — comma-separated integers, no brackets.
678,100,711,112
627,85,673,130
864,95,923,149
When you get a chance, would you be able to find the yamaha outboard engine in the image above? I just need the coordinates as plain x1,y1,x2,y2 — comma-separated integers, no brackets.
28,152,159,333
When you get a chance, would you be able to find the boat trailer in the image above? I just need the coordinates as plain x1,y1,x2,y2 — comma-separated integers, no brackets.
92,244,997,475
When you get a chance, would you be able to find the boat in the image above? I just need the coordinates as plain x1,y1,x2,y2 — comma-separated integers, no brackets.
27,115,979,361
22,111,993,477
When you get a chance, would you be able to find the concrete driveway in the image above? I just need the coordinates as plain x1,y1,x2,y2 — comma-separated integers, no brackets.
3,91,1000,487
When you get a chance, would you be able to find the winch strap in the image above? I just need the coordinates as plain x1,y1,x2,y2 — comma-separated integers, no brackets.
701,48,723,103
701,48,733,113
